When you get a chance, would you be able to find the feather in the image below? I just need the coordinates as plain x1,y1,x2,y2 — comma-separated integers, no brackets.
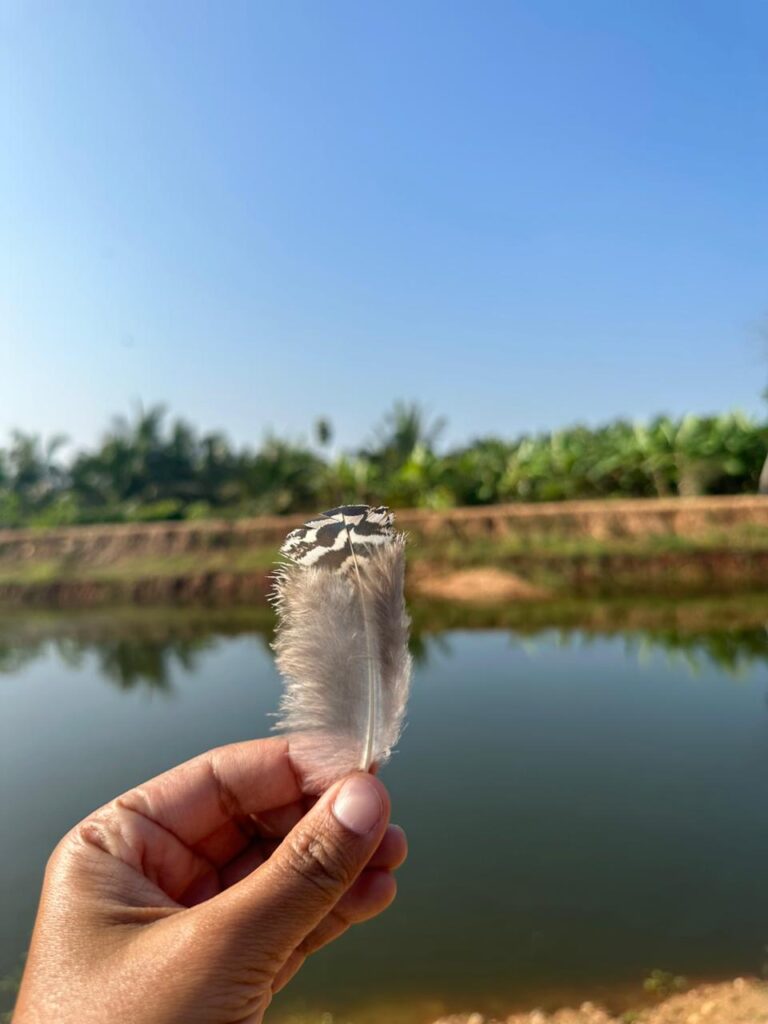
271,504,412,793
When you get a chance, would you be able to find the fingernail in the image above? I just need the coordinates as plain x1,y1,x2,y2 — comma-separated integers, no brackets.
332,775,383,835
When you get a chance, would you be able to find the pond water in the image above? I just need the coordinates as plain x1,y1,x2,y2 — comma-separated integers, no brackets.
2,603,768,1021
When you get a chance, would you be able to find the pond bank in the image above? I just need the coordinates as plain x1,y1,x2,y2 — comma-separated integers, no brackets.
431,977,767,1023
3,496,768,607
2,548,768,609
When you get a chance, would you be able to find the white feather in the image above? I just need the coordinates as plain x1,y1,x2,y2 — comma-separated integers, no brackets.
272,530,411,793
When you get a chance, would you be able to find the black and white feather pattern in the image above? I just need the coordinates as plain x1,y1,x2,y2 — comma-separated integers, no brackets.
280,504,395,570
272,505,411,792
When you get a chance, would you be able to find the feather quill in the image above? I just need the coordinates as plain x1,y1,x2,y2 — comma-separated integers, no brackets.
271,505,411,793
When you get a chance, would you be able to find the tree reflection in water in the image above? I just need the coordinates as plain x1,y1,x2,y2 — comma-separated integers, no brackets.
2,598,768,692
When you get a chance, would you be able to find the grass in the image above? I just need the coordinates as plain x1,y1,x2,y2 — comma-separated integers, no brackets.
0,559,66,584
0,547,278,586
416,523,768,567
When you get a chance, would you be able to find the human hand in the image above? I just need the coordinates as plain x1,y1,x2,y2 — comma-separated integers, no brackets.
14,738,406,1024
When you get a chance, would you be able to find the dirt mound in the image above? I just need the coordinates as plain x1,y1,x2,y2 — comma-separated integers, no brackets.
413,567,551,602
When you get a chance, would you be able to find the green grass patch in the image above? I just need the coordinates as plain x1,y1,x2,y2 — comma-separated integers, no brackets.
0,547,278,586
413,523,768,567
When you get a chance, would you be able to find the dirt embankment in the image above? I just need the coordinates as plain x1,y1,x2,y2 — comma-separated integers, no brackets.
3,495,768,564
2,496,768,608
0,572,274,609
411,549,768,602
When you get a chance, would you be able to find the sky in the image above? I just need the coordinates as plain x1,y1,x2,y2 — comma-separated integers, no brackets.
2,0,768,453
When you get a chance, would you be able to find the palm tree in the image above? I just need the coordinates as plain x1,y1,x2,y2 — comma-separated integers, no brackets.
364,401,446,469
314,417,334,448
71,404,172,506
760,390,768,494
6,431,68,510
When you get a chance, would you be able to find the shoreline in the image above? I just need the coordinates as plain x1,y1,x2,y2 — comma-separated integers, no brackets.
3,494,768,608
2,546,768,608
265,978,768,1024
429,978,768,1024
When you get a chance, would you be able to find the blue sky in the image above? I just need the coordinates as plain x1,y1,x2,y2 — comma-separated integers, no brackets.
3,0,768,452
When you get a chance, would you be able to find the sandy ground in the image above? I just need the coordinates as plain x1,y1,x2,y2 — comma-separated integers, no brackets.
430,979,768,1023
411,566,551,602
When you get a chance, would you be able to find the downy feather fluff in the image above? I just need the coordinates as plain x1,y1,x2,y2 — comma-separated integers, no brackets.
271,505,411,793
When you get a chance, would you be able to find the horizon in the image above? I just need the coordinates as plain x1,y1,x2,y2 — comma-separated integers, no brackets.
1,400,767,460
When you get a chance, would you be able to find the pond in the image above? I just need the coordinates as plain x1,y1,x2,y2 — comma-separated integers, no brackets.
2,601,768,1022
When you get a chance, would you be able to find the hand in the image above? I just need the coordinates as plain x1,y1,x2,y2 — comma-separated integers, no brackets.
14,738,406,1024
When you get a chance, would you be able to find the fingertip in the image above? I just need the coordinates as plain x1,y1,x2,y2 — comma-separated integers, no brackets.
370,824,408,870
331,773,390,837
387,824,408,863
363,867,397,910
389,822,404,836
340,867,397,921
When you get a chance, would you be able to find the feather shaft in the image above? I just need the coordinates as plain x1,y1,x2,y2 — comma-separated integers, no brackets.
342,510,379,772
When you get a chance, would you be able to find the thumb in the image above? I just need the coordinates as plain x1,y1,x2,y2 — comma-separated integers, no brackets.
205,772,390,964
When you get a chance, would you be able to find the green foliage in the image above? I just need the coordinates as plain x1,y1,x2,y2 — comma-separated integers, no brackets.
124,499,186,522
183,500,214,521
1,404,767,527
643,968,688,998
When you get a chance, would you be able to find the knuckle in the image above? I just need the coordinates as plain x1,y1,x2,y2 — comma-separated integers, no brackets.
42,821,100,888
285,828,358,896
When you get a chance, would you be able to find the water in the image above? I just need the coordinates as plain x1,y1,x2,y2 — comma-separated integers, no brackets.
2,603,768,1021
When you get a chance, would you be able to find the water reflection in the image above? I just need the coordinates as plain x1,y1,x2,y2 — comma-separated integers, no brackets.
2,598,768,691
4,598,768,1022
540,625,768,678
0,628,215,693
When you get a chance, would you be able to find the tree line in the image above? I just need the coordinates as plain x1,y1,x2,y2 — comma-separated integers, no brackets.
1,402,767,527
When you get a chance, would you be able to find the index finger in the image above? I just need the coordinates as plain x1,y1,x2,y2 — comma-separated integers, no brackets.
115,737,303,850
